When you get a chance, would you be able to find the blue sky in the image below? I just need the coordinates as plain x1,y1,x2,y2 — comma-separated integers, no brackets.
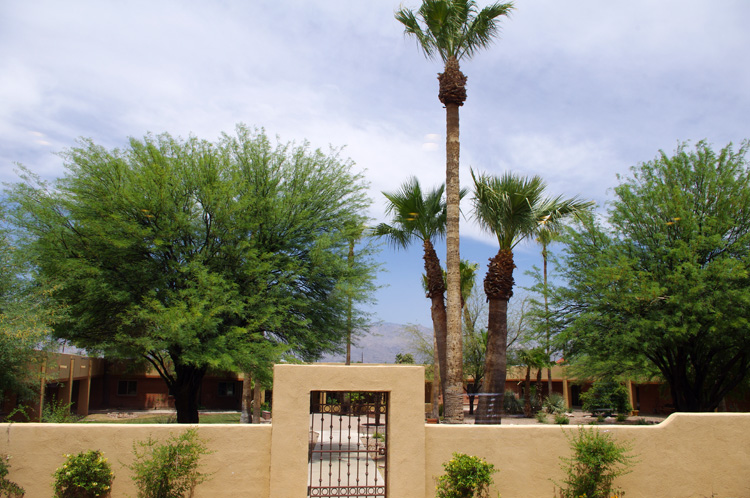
2,0,749,328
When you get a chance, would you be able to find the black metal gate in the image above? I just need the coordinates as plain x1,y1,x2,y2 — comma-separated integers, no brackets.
308,391,388,497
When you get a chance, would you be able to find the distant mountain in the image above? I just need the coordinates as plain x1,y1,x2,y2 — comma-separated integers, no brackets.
318,322,431,364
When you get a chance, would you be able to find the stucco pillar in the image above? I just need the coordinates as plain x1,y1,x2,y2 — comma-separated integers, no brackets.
61,358,75,406
77,359,92,416
269,365,425,498
562,378,571,410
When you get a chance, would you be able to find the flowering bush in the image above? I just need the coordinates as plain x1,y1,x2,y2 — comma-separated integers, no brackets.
435,452,497,498
52,450,113,497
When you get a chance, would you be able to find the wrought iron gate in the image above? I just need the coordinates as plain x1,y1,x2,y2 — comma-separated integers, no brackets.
308,391,388,497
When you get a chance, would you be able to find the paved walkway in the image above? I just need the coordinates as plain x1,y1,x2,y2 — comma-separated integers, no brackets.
308,414,385,497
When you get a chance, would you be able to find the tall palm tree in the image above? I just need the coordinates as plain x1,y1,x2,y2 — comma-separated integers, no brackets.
471,171,592,423
373,178,457,404
396,0,514,423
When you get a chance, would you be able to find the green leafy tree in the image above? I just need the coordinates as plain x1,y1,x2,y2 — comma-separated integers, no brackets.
471,171,591,423
395,352,415,364
6,125,376,423
0,204,54,403
396,0,513,424
554,141,750,412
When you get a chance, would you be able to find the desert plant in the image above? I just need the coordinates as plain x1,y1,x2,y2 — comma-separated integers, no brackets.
580,378,631,416
544,394,566,415
129,429,211,498
554,413,570,425
42,397,81,423
535,411,548,424
0,455,25,498
52,450,113,498
503,390,523,415
555,428,635,498
615,413,628,423
436,453,497,498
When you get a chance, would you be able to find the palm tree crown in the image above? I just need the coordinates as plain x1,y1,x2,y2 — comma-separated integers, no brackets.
372,177,447,248
396,0,514,63
471,170,592,251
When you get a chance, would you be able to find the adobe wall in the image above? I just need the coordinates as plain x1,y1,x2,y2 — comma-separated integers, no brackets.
2,365,750,498
425,413,750,498
0,423,272,497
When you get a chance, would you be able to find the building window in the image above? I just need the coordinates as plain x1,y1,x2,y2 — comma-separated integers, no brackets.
117,380,137,396
218,382,236,397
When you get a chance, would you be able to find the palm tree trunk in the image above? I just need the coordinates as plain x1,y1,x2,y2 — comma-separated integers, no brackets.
543,244,553,393
444,101,464,424
476,297,509,423
432,334,440,420
476,248,515,424
423,240,448,404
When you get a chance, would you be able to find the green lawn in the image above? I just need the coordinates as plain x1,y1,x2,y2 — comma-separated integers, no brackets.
81,412,242,424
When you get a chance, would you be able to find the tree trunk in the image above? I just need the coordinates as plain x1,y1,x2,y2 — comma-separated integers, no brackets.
523,366,532,417
240,372,252,424
431,334,440,420
476,248,515,423
475,298,509,423
443,101,464,424
173,363,206,424
253,380,262,423
536,365,543,409
346,239,354,365
543,244,553,394
423,239,448,410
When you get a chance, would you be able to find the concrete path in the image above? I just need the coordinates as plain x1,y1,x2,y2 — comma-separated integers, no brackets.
308,414,385,497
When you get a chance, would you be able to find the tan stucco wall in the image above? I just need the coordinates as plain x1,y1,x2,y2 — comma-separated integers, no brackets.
426,413,750,498
3,364,750,498
0,423,272,497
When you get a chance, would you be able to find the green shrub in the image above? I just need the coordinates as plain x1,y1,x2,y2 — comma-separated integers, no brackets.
535,411,548,424
129,429,210,498
556,428,635,498
503,390,523,415
554,413,570,425
435,453,497,498
42,398,81,423
615,413,628,423
580,378,631,416
0,455,25,498
543,394,566,415
52,450,113,498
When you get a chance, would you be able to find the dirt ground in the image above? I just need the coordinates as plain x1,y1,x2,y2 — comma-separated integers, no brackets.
462,408,666,426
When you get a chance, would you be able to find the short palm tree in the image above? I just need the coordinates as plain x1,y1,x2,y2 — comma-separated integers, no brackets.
373,178,458,402
471,170,592,423
396,0,514,423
